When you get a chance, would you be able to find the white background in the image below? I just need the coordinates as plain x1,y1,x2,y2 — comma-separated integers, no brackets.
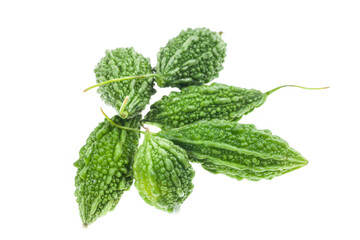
1,0,359,239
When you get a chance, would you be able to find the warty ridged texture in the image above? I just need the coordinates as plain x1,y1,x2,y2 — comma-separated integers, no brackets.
74,115,141,226
156,28,226,88
94,48,156,118
133,133,195,212
143,83,266,130
156,120,308,181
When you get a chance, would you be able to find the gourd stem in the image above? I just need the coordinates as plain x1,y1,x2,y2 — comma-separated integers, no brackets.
265,85,329,96
119,96,129,118
101,108,147,135
83,73,159,92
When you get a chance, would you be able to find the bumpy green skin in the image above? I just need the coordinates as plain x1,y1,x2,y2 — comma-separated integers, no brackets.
156,120,308,181
94,48,156,118
143,83,266,130
133,133,195,212
156,28,226,88
74,115,141,226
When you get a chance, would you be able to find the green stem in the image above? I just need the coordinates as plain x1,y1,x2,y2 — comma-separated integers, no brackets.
265,85,329,96
84,73,158,92
119,96,129,118
101,108,146,134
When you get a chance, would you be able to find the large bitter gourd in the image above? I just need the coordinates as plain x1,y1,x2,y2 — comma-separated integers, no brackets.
144,83,328,130
156,120,308,181
133,131,195,212
94,48,156,119
143,83,266,129
74,115,141,226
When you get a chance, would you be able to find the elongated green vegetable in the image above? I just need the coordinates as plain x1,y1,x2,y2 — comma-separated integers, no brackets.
133,132,195,212
93,48,156,119
143,83,328,130
156,120,308,181
74,115,141,226
84,28,226,92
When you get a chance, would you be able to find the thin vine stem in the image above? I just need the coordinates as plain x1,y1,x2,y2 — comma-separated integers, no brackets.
265,85,329,96
84,74,158,92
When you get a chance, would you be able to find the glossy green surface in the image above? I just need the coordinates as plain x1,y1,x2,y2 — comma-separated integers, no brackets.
144,83,266,129
74,115,141,226
156,28,226,88
94,48,156,118
156,120,308,181
133,132,195,212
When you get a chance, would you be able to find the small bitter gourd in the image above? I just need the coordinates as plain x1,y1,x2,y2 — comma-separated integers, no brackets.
94,48,156,119
84,28,226,92
156,120,308,181
155,27,226,88
143,83,328,130
74,115,141,226
133,131,195,212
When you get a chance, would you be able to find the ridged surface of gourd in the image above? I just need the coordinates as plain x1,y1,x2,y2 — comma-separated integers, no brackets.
94,48,156,118
143,83,266,130
133,132,195,212
74,115,141,226
156,120,308,181
156,28,226,88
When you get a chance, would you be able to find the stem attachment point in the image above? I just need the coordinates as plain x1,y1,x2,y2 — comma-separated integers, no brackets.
119,96,130,119
100,108,146,134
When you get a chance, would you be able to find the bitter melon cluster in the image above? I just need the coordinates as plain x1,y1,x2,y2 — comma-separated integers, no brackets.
76,27,326,226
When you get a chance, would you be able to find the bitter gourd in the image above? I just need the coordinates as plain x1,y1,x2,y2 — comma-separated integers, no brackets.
143,83,264,129
74,115,141,226
155,27,226,88
133,131,195,212
94,48,156,118
84,28,226,92
156,120,308,181
143,83,328,130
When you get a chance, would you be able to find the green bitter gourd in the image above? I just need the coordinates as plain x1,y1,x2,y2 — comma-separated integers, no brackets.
156,120,308,181
155,27,226,88
133,131,195,212
93,47,156,119
84,28,226,92
74,115,141,226
143,83,328,130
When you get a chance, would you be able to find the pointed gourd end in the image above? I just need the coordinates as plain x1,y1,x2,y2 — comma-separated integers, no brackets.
295,157,309,168
303,158,309,165
299,155,309,166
